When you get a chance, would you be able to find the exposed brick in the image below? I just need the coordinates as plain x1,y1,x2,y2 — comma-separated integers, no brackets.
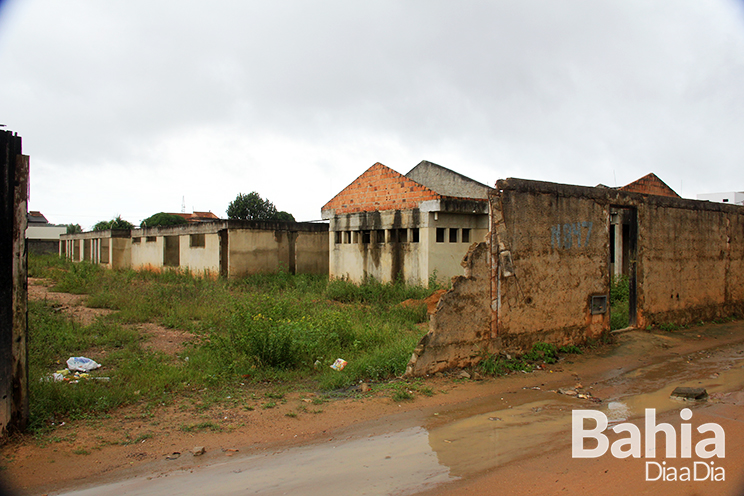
322,162,446,214
620,173,680,198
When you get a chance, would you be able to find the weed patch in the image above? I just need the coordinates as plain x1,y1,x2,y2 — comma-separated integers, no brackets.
28,254,439,431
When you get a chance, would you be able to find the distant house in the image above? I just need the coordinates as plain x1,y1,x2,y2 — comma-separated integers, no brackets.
697,192,744,206
26,211,66,254
170,211,221,222
321,161,491,285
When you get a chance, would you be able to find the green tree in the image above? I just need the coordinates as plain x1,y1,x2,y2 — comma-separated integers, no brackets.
275,211,295,222
227,192,279,221
141,212,188,227
93,215,134,231
65,223,83,234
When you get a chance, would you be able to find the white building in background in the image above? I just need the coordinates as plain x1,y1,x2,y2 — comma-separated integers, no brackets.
697,192,744,205
26,211,66,254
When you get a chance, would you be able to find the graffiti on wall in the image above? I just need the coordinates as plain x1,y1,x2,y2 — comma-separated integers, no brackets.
551,222,593,249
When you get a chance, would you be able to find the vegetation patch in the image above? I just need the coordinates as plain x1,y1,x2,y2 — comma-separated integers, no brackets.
610,275,630,330
478,341,585,377
27,254,441,433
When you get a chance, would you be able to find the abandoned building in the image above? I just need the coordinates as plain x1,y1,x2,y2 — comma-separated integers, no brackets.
321,161,491,285
407,176,744,376
60,220,329,278
610,173,680,278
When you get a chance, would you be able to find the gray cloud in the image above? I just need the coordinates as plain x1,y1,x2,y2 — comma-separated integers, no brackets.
1,0,743,224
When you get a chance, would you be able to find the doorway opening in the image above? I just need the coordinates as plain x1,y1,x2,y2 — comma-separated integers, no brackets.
609,207,637,329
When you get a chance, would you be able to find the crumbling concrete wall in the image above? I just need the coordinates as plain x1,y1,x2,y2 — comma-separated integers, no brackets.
492,182,610,351
636,201,744,326
406,242,491,375
406,177,744,376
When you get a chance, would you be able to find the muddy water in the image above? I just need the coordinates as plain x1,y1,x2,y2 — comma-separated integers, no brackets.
58,427,452,496
57,340,744,496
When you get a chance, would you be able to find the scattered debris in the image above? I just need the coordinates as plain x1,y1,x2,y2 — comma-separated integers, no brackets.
45,368,109,384
671,387,708,401
165,452,181,460
458,370,471,380
488,417,502,421
330,358,347,371
360,383,371,393
556,387,601,402
191,446,206,456
66,356,101,372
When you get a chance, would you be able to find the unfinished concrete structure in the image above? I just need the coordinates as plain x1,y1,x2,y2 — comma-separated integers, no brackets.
61,220,329,278
60,229,132,269
407,177,744,375
321,161,491,285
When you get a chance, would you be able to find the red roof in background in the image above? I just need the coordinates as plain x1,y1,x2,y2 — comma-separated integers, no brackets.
170,211,220,222
619,173,680,198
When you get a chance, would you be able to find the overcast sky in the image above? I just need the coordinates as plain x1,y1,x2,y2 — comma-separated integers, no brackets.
1,1,744,228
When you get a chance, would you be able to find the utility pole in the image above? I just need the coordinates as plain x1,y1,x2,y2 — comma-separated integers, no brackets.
0,129,29,436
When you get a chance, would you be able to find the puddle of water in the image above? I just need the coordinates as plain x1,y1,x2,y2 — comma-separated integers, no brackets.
599,356,744,422
426,346,744,479
58,427,453,496
56,343,744,496
427,396,577,477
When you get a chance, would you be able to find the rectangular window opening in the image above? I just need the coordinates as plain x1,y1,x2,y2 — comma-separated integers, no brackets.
436,228,445,243
462,228,470,243
190,233,206,248
335,231,342,244
449,228,458,243
132,237,141,244
411,228,419,243
146,236,157,243
397,228,408,243
376,230,385,243
361,230,370,244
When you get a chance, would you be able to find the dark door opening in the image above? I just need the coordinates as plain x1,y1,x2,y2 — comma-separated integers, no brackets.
163,236,180,267
218,229,228,278
609,207,637,329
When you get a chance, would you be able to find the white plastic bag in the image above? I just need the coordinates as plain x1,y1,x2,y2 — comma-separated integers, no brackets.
66,356,101,372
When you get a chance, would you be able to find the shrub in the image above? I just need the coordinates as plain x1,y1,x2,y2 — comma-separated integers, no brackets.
140,212,188,227
610,275,629,303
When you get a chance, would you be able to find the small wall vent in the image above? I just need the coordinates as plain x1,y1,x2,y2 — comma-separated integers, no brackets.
591,295,608,315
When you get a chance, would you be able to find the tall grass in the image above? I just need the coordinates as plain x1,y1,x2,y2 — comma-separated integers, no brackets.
27,255,435,431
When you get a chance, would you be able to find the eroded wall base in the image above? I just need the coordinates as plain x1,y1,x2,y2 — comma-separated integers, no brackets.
405,242,492,376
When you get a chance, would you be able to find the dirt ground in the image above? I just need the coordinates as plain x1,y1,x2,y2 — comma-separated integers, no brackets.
4,281,744,495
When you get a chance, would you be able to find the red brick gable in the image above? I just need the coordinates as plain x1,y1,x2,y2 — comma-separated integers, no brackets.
620,173,680,198
322,162,442,214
